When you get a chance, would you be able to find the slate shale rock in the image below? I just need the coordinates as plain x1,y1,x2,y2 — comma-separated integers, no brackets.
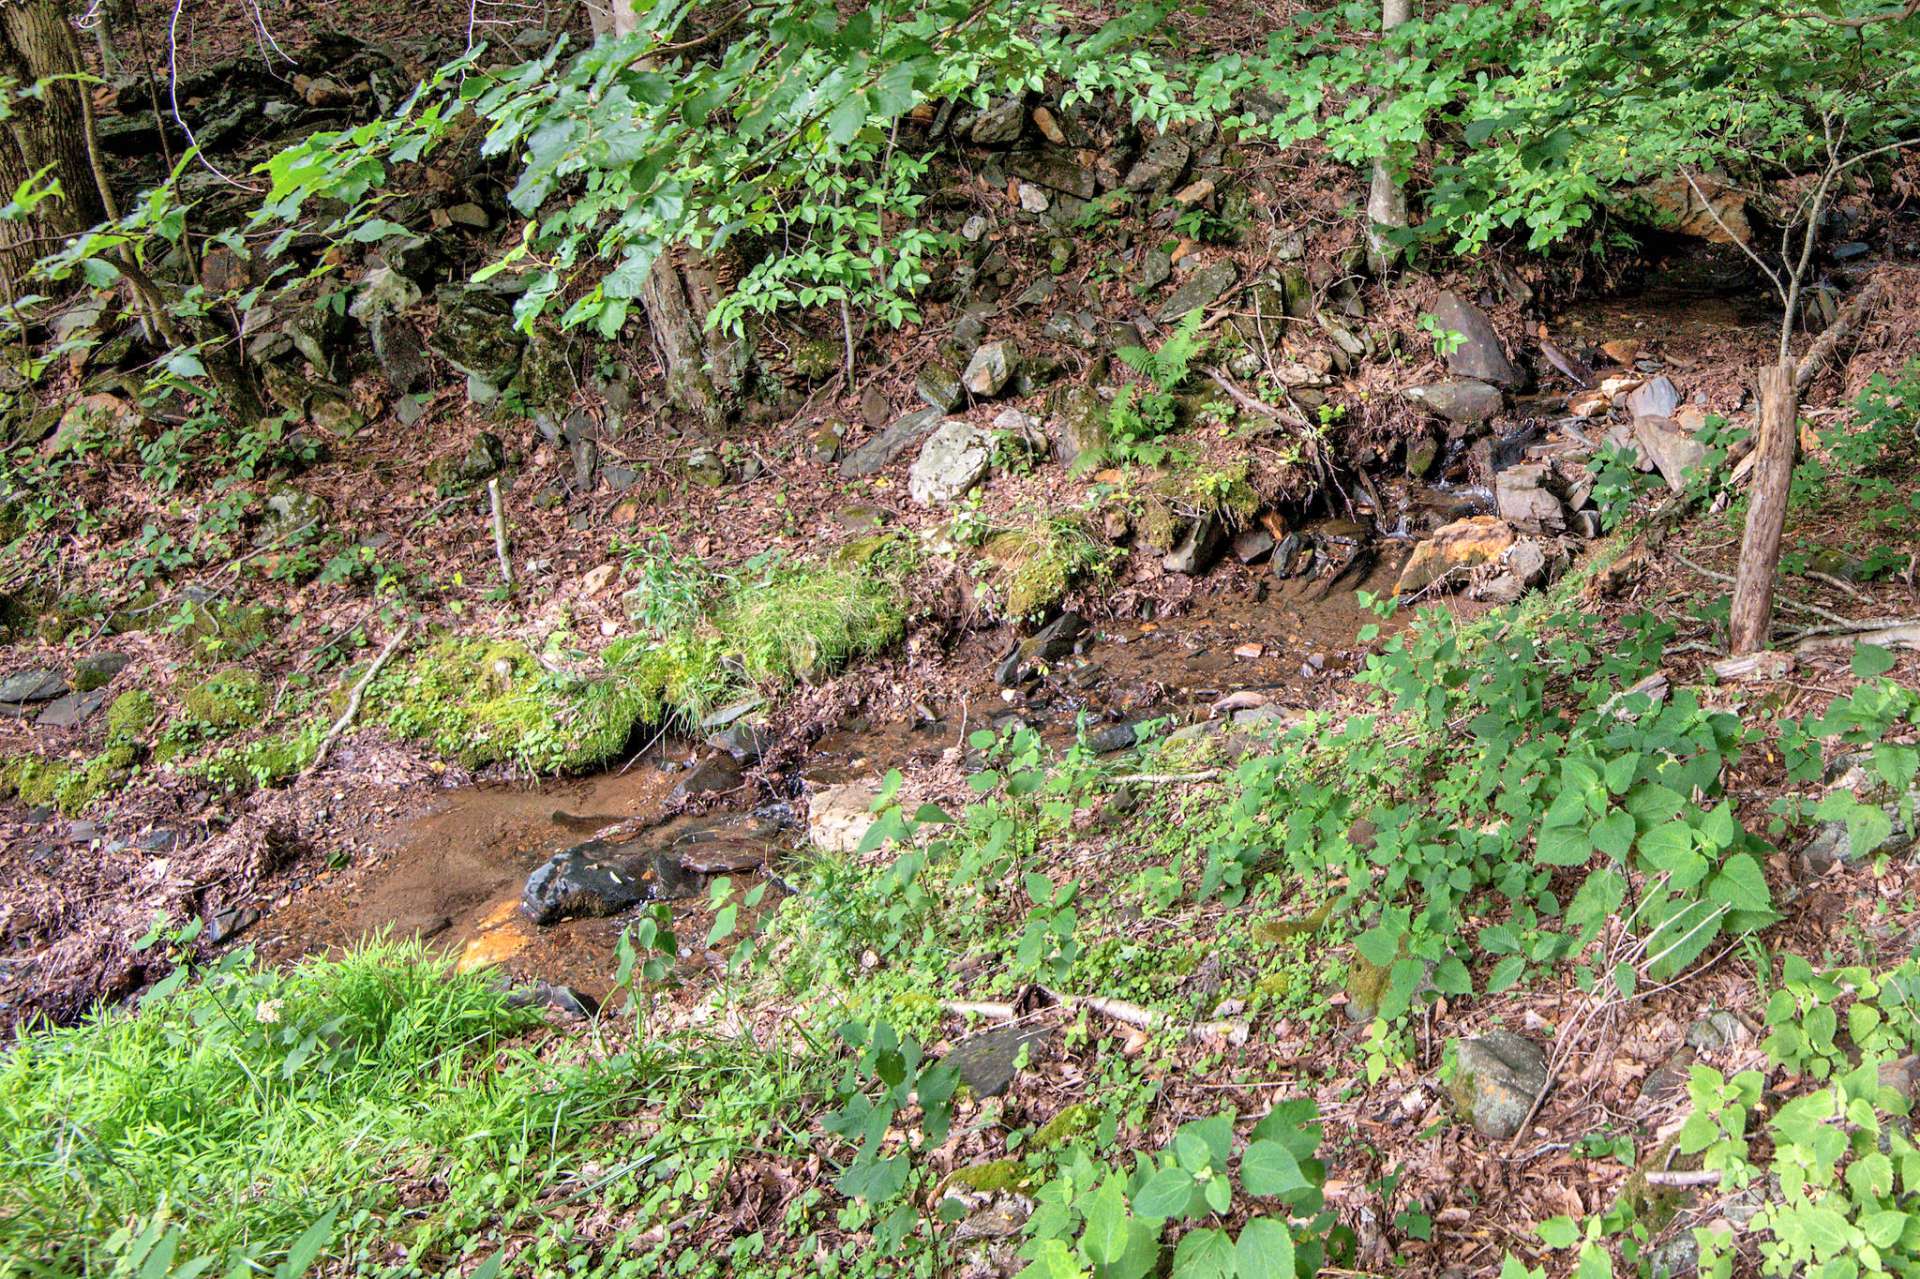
1632,415,1709,492
943,1024,1054,1098
840,407,943,478
1451,1030,1550,1140
37,690,110,729
1405,379,1503,427
1395,516,1516,596
994,611,1087,686
1156,261,1236,323
1163,515,1228,575
1431,290,1520,387
0,669,67,704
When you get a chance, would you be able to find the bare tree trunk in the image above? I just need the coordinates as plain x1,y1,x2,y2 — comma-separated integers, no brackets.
1363,0,1412,276
1727,361,1799,655
639,252,746,432
0,0,105,297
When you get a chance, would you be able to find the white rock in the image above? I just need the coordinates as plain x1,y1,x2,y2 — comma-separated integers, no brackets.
808,780,883,855
908,419,991,506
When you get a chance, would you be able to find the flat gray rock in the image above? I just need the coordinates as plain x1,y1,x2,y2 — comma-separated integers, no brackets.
943,1024,1053,1097
1452,1030,1550,1139
37,689,110,729
839,408,943,478
0,670,67,703
1431,291,1520,387
1157,261,1236,323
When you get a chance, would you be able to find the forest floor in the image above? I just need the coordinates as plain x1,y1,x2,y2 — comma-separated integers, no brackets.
0,6,1918,1279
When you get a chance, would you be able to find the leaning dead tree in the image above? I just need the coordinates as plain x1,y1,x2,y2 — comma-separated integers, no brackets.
1706,111,1913,654
0,0,109,297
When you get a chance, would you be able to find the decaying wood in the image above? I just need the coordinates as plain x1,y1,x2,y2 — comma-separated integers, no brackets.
1711,651,1796,682
1728,362,1800,654
1795,276,1886,393
941,989,1249,1045
1795,621,1920,654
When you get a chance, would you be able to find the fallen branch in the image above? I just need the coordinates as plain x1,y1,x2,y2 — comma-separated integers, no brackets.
307,623,413,774
488,478,514,588
1642,1169,1726,1189
1795,276,1886,393
1204,368,1310,428
1109,769,1222,785
940,988,1248,1045
1793,620,1920,653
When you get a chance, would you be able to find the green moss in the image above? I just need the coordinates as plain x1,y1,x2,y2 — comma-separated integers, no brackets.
942,1159,1025,1193
1033,1103,1097,1149
105,690,157,744
1138,460,1260,551
182,669,266,737
196,722,324,793
984,516,1117,619
3,743,136,815
382,638,673,776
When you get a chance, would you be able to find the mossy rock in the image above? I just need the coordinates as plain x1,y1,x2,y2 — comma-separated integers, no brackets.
1344,951,1393,1022
183,669,267,736
3,742,136,815
941,1159,1025,1194
105,690,157,744
1033,1103,1097,1149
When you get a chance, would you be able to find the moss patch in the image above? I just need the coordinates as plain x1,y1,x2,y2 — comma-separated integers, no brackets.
182,669,266,736
717,562,904,686
105,690,157,744
3,742,137,816
983,516,1117,619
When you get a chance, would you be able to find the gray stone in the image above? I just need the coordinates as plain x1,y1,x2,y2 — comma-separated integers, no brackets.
1163,516,1228,575
1405,379,1504,426
840,407,944,478
1136,250,1172,289
349,264,423,321
944,1024,1052,1098
72,652,130,691
1632,415,1708,492
428,286,525,403
36,689,110,729
426,434,505,490
1431,291,1520,387
508,982,599,1019
522,843,647,925
1571,508,1604,539
909,420,992,506
1626,375,1682,419
970,99,1025,146
1123,134,1190,192
0,670,68,703
668,754,743,805
1802,795,1919,873
916,359,966,412
1009,151,1095,200
1231,527,1276,564
1017,183,1049,213
1452,1030,1550,1140
962,340,1016,398
206,906,259,946
1047,384,1108,468
1156,261,1236,323
1686,1010,1747,1053
1494,464,1565,531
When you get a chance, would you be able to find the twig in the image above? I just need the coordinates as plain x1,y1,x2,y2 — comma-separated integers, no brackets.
1642,1170,1726,1188
307,623,413,774
488,478,513,588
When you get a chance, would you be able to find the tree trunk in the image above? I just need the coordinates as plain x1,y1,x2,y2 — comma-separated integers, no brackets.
1363,0,1413,277
0,0,105,298
1727,361,1799,654
640,253,745,432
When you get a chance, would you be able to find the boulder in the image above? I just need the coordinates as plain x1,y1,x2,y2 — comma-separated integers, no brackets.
1632,415,1709,492
840,407,944,478
72,652,130,691
1395,516,1516,596
908,420,992,506
1009,151,1095,200
428,286,525,404
0,669,68,704
522,844,646,925
1451,1030,1550,1140
1047,385,1108,468
808,779,883,855
1629,175,1751,244
1431,291,1520,387
943,1024,1053,1098
1405,379,1503,427
1494,463,1565,531
994,611,1086,686
1231,527,1276,564
962,340,1016,397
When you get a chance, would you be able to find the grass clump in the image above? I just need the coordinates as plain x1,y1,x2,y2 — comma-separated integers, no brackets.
716,559,904,686
0,942,591,1272
983,514,1117,619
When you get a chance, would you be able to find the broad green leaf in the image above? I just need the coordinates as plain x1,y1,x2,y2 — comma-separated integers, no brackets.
1536,1216,1581,1249
1239,1139,1307,1197
1169,1227,1233,1279
1853,642,1897,677
1233,1219,1295,1279
1132,1167,1194,1220
1707,853,1771,914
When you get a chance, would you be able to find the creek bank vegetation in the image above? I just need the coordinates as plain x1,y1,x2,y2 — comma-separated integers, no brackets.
0,1,1918,1277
